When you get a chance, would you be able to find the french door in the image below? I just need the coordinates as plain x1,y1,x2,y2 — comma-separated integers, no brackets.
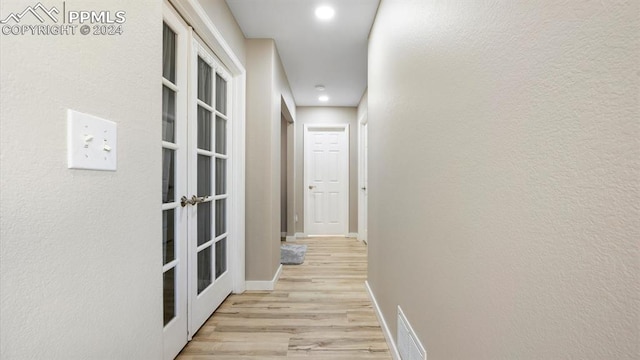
162,7,189,360
187,36,233,336
162,4,233,359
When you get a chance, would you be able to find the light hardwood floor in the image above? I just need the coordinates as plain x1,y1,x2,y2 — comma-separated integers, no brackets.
177,237,391,359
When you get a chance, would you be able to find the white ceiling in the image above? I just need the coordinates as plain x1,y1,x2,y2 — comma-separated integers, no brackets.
225,0,380,107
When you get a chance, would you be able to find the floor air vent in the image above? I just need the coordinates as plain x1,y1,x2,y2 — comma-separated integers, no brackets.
397,306,426,360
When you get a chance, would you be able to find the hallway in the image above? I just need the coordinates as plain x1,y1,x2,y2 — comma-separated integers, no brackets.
1,0,637,358
177,237,391,359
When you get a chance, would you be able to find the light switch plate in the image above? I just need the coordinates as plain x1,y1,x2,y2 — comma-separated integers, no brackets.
67,109,117,171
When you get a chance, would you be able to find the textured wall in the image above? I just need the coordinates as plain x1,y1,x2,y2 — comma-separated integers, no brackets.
245,39,295,281
295,107,358,234
367,0,639,359
245,39,276,281
200,0,246,66
0,0,163,358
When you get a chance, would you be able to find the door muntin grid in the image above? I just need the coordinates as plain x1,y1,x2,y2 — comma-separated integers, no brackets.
194,51,230,295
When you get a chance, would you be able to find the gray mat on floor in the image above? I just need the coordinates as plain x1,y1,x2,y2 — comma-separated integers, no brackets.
281,244,308,265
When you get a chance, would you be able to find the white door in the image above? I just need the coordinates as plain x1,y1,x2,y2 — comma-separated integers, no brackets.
162,4,233,358
304,125,349,235
162,7,189,359
188,37,233,336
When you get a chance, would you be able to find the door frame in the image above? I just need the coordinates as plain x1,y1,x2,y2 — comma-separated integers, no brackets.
281,98,296,241
168,0,246,295
303,124,349,236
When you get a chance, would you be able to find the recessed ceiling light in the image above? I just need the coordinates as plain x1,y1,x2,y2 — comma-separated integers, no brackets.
319,95,329,102
315,85,326,91
315,6,335,20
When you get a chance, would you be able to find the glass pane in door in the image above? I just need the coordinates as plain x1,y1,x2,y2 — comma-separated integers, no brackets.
197,106,211,151
163,268,175,325
198,155,211,197
162,24,176,83
215,74,227,114
197,247,212,293
215,238,226,278
197,202,211,247
215,116,226,155
162,209,175,265
215,199,226,237
162,86,176,143
197,57,212,105
215,158,226,195
162,149,175,203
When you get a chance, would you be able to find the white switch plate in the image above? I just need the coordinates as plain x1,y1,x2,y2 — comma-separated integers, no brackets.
67,110,117,171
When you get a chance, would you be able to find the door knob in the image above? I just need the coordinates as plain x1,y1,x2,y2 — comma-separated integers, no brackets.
308,185,316,190
361,187,367,191
180,195,208,207
190,195,208,204
180,196,190,207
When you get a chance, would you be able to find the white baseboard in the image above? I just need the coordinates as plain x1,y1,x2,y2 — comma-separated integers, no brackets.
296,233,358,239
365,281,401,360
245,264,283,291
285,235,297,242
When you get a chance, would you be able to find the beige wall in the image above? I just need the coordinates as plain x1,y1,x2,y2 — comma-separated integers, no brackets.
295,107,358,234
245,39,295,281
0,0,163,358
368,0,639,359
199,0,246,66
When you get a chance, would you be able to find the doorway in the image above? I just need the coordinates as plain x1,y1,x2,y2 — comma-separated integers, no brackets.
303,124,349,236
358,119,368,244
281,99,295,241
281,114,288,240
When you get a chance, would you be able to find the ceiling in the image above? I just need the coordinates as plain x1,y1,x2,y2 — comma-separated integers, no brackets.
225,0,380,107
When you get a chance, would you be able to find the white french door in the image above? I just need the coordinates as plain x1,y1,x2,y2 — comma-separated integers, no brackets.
162,7,189,360
162,3,233,359
304,125,349,236
187,36,233,336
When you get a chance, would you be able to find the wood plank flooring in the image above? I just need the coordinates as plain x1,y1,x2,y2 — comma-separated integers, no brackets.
177,237,391,359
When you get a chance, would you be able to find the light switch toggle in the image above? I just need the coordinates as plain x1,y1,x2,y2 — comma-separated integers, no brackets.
67,109,117,171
